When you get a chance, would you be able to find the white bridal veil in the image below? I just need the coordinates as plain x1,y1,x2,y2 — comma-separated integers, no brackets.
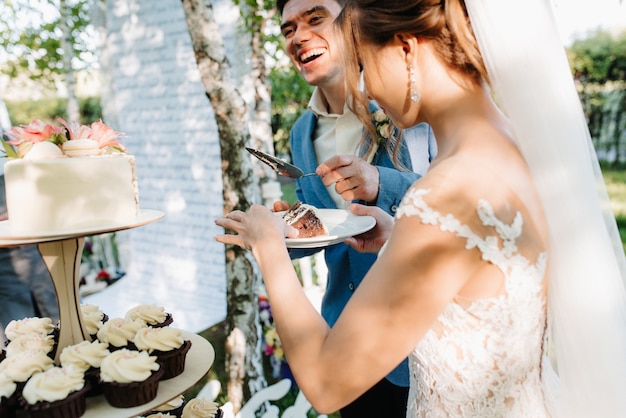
465,0,626,416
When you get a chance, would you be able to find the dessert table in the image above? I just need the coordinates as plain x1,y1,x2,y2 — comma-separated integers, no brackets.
0,210,216,417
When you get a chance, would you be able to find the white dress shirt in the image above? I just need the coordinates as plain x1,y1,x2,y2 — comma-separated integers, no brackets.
307,88,363,209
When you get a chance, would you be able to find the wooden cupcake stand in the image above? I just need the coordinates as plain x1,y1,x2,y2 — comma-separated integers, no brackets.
0,210,215,417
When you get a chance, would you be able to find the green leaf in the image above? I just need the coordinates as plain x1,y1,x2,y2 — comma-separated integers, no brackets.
0,136,18,159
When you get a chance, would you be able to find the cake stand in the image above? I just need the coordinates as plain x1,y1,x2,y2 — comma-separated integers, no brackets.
83,330,215,417
0,210,216,417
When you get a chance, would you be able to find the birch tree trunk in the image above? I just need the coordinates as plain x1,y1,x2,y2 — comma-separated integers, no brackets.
181,0,267,412
237,1,277,177
59,0,80,122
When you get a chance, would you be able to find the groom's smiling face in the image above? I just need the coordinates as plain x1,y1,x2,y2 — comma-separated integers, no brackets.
280,0,344,88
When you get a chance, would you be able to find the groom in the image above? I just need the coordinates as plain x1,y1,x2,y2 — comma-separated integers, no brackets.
275,0,436,416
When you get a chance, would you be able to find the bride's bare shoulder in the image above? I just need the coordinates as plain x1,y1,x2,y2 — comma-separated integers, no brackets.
416,155,500,192
409,154,527,218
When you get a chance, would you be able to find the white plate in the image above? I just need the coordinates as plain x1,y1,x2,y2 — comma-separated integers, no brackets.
284,208,376,249
0,209,164,245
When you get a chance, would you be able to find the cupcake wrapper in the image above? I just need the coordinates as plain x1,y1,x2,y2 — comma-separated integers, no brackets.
0,399,16,418
11,383,26,402
0,408,15,418
84,368,103,397
102,367,164,408
106,341,138,352
156,340,192,380
150,313,174,328
20,383,90,418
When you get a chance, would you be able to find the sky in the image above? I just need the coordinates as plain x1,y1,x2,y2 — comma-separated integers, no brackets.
551,0,626,45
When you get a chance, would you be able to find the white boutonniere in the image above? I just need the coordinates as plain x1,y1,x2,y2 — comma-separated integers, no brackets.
372,109,394,145
365,109,394,163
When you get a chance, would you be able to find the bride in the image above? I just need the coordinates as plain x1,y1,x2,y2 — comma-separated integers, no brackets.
216,0,626,416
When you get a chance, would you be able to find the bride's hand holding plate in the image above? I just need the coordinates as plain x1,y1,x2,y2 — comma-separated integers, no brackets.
215,205,298,251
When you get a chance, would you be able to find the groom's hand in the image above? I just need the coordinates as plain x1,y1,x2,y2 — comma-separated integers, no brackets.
344,203,394,253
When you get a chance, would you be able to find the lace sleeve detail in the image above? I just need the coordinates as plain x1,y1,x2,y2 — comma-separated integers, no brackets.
396,187,546,276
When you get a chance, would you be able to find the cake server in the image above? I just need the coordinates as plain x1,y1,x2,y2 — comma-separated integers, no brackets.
246,147,316,179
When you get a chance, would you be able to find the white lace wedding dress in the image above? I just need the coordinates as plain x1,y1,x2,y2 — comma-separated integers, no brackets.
397,187,550,418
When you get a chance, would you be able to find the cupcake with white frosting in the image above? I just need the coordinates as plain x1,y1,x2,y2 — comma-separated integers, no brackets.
59,340,110,396
146,394,185,417
4,317,57,343
0,350,54,416
133,327,191,380
0,371,18,418
19,365,89,418
181,398,223,418
96,317,145,351
80,304,109,340
4,334,55,359
0,350,54,385
125,304,173,328
99,349,163,408
4,317,56,339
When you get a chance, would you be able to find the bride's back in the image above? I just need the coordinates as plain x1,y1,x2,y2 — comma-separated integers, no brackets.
399,142,550,416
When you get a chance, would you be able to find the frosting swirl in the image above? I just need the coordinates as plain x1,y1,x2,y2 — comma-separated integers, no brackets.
59,340,110,371
22,365,85,404
0,371,17,400
80,304,106,335
133,327,184,353
4,317,55,340
5,334,55,357
96,317,145,348
0,350,54,382
182,398,221,418
99,349,160,383
125,304,169,326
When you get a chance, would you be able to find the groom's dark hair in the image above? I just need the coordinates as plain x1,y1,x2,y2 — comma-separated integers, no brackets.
276,0,346,15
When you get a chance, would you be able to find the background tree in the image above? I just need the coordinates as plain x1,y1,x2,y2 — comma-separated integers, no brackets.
269,64,313,156
568,29,626,166
181,0,268,412
0,0,94,122
0,0,95,120
568,29,626,83
233,0,276,162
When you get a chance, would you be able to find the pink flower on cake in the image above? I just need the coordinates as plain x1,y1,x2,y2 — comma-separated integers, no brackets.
2,119,66,158
8,119,66,143
1,118,126,159
58,118,91,141
59,118,126,153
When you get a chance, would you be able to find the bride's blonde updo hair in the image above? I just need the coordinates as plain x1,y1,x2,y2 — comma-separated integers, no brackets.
336,0,488,161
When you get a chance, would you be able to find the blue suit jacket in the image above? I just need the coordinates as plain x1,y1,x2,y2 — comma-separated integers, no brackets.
287,109,435,387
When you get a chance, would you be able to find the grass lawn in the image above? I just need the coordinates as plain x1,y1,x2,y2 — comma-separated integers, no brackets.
603,169,626,253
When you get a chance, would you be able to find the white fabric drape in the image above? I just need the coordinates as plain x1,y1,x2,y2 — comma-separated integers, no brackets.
465,0,626,416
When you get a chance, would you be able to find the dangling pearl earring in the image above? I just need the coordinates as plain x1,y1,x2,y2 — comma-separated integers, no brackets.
408,63,420,103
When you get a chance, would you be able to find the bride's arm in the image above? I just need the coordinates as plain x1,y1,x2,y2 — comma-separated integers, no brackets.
216,203,476,413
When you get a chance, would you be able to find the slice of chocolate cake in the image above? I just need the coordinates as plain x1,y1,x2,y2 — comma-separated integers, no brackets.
283,201,328,238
